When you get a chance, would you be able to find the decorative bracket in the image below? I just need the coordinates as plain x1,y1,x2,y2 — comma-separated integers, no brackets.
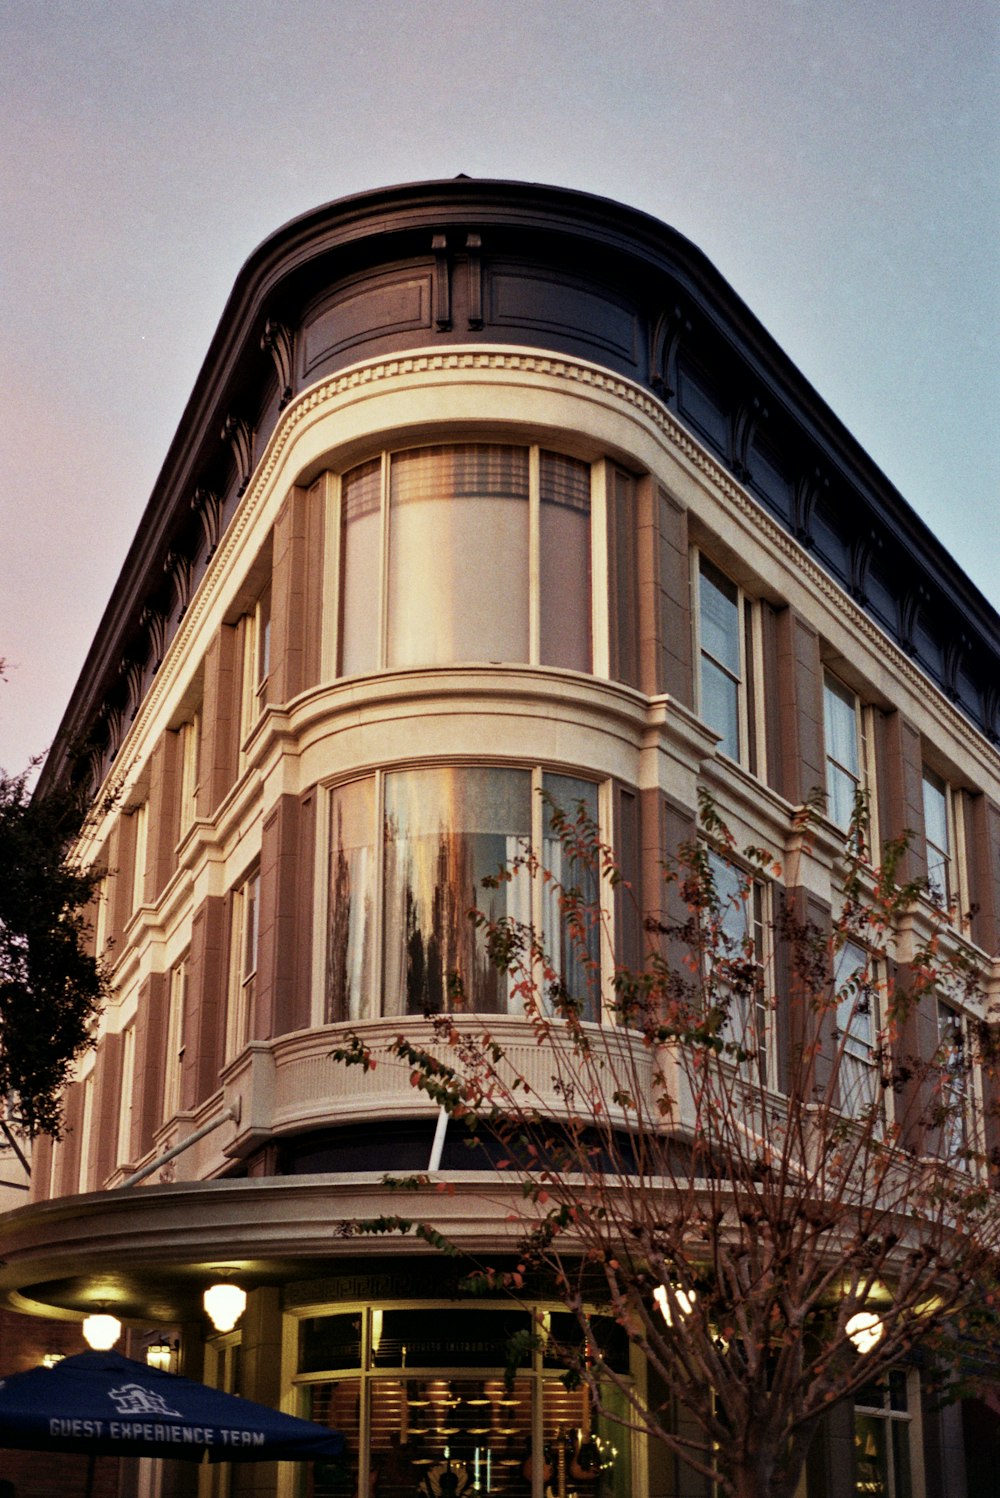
222,415,254,497
261,318,294,408
164,548,195,622
140,603,170,671
191,486,223,561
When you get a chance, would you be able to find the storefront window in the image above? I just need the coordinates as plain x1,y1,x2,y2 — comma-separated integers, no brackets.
294,1305,633,1498
854,1371,913,1497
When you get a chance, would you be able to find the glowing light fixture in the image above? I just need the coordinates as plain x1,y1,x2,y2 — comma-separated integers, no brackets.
146,1336,178,1372
654,1283,696,1326
83,1313,122,1350
845,1311,885,1355
203,1281,247,1333
41,1352,64,1368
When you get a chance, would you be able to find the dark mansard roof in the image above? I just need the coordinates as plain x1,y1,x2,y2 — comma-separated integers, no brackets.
40,177,1000,792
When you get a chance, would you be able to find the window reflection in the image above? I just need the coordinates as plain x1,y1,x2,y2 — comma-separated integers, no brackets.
326,767,603,1023
383,767,532,1016
542,775,600,1021
326,779,375,1022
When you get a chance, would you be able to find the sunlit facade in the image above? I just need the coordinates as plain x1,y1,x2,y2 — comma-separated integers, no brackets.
2,179,999,1497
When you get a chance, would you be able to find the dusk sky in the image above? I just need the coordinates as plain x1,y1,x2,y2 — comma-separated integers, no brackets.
1,0,997,776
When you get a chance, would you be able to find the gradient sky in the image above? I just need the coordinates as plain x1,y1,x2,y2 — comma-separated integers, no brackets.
1,0,997,776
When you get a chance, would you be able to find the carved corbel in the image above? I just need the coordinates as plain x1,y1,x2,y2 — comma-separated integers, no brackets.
733,395,768,484
222,415,254,497
261,318,294,408
432,233,451,330
900,582,930,658
120,656,146,723
164,548,195,621
140,603,170,671
657,304,692,399
191,486,223,561
944,632,975,705
851,528,879,605
105,701,127,756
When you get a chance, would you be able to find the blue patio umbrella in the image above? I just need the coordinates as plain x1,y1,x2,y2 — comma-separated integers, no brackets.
0,1349,344,1492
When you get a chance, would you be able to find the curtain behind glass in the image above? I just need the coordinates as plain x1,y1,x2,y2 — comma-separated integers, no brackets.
340,460,382,677
542,774,600,1021
382,766,532,1015
387,446,529,668
540,451,591,671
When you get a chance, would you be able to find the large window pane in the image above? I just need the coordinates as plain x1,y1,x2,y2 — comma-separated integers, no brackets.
542,774,600,1020
699,559,741,759
340,459,381,676
388,446,529,668
382,767,532,1015
824,674,861,829
327,778,376,1022
540,451,591,671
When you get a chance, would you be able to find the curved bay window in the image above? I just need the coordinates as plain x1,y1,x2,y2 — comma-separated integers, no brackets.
293,1304,633,1498
339,445,593,677
326,768,600,1022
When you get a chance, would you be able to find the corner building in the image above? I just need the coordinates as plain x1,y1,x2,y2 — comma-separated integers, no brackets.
5,180,1000,1498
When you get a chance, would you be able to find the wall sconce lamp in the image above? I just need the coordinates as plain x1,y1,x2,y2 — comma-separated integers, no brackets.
203,1279,247,1333
82,1312,122,1350
146,1335,179,1372
845,1311,885,1355
41,1352,64,1368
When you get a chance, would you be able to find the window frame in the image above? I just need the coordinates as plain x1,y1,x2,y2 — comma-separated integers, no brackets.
117,1023,136,1168
822,671,876,841
921,765,954,910
692,550,762,773
853,1367,919,1498
130,801,149,914
226,867,261,1061
319,764,613,1029
936,998,976,1166
177,710,202,837
163,957,188,1122
704,847,773,1089
332,443,601,681
238,587,273,758
833,938,884,1122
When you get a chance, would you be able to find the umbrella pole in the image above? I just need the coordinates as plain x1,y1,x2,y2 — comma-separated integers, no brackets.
84,1451,96,1498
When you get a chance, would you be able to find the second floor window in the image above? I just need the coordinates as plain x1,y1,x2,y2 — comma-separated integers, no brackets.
326,766,602,1025
937,1000,969,1162
833,939,879,1118
706,850,768,1083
